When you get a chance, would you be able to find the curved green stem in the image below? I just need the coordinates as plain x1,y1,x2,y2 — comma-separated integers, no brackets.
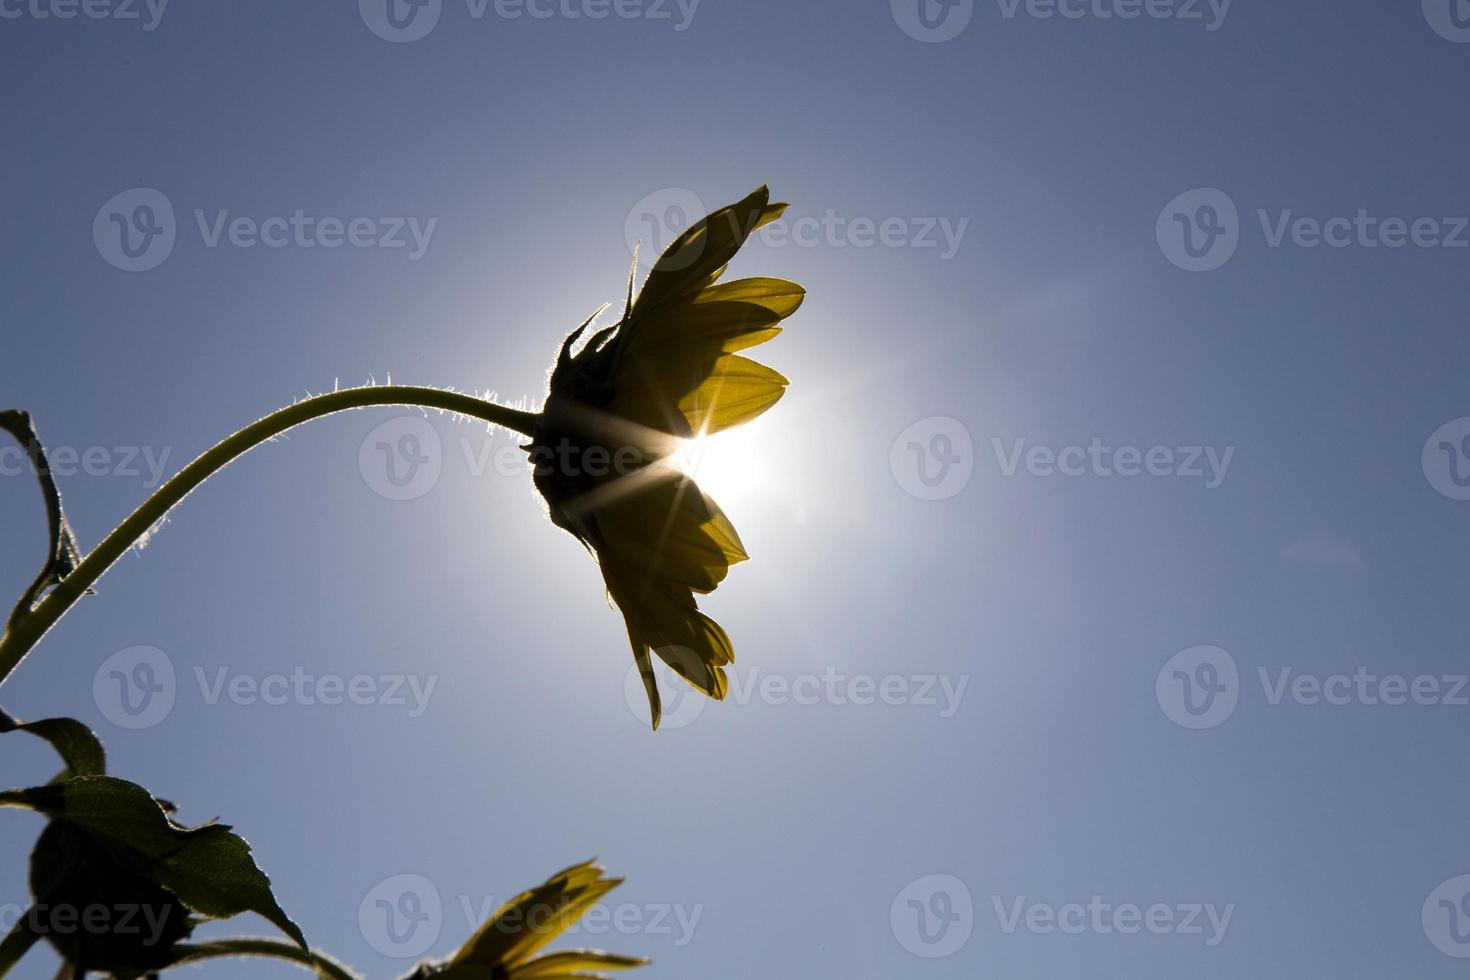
167,937,361,979
0,386,538,687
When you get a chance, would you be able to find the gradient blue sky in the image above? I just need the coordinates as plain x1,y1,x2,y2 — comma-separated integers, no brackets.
4,1,1470,977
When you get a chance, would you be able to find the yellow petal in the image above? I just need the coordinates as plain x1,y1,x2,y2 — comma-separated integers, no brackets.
512,950,648,978
593,473,746,593
626,624,661,731
635,187,777,313
620,300,783,360
677,355,788,435
449,862,622,970
693,277,806,320
601,558,734,700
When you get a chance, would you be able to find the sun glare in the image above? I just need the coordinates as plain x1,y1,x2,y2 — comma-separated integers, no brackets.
674,420,768,505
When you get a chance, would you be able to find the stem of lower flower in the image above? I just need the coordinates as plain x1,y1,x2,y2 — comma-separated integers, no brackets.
0,386,538,687
167,938,361,980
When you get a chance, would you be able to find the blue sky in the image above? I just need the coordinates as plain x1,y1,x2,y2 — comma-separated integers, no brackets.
4,1,1470,977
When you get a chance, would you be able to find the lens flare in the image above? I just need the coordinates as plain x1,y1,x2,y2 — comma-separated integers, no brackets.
674,420,767,506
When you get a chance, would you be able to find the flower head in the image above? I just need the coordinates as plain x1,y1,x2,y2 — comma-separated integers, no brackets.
528,186,803,728
410,861,646,979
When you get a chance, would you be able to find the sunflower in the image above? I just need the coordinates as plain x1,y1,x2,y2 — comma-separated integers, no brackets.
528,186,803,729
409,861,646,979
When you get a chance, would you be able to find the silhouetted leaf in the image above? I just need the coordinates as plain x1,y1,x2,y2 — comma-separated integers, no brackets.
0,775,309,952
0,910,42,976
0,709,106,778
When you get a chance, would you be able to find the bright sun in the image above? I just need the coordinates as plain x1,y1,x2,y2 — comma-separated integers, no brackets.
673,419,768,506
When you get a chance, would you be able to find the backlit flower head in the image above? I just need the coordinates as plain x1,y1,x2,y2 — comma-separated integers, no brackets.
528,186,803,728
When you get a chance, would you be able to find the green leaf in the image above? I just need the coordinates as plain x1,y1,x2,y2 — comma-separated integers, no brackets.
154,828,309,950
0,775,309,952
0,709,106,778
0,410,84,630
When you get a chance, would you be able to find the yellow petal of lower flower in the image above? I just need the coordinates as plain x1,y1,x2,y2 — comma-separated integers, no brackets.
511,950,649,978
450,862,621,970
678,355,789,435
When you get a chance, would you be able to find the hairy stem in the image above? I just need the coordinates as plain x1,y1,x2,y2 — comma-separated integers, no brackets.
0,387,538,686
